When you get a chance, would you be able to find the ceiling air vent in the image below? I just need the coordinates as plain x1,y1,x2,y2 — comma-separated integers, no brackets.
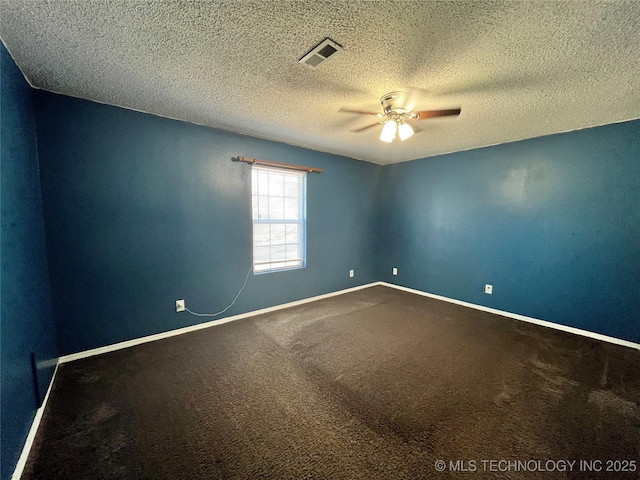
299,38,343,69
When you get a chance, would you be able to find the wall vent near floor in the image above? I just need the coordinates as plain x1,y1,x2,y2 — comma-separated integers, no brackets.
299,38,343,69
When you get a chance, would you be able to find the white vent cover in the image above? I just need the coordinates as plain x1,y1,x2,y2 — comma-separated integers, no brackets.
299,38,343,69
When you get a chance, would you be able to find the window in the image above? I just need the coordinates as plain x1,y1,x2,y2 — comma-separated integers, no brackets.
252,165,306,273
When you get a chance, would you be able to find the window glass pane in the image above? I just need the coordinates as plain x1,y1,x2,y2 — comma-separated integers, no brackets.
252,196,259,218
284,176,299,198
286,244,300,260
258,196,269,220
285,224,299,244
258,170,269,195
268,197,284,220
252,166,305,274
254,224,270,246
270,224,285,245
284,197,299,220
251,169,258,192
253,246,270,263
271,245,286,262
268,173,284,197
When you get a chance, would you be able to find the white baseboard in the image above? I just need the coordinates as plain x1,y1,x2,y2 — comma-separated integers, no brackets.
12,361,60,480
59,280,640,364
380,282,640,351
59,282,381,364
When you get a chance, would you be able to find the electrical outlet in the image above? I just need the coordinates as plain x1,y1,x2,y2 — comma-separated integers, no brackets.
392,267,398,276
484,284,493,295
349,269,354,278
176,299,185,312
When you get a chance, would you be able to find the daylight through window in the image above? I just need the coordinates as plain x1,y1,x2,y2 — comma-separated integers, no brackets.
251,165,306,273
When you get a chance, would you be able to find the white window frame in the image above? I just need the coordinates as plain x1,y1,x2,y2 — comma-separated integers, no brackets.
251,165,307,274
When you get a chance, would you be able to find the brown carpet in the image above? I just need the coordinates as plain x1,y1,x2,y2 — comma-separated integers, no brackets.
23,286,640,479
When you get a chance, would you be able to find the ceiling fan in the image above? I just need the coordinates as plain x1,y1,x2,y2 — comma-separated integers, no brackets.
340,91,461,143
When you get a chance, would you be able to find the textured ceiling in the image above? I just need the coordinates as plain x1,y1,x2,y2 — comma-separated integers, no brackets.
1,1,639,164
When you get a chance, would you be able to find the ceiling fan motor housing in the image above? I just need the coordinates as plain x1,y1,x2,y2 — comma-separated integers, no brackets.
381,92,413,121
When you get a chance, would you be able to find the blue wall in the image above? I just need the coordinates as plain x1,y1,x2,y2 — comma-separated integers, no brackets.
33,91,383,355
380,120,640,343
1,44,59,479
30,89,640,354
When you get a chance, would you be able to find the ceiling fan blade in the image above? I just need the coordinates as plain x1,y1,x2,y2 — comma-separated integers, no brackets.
339,108,380,116
415,108,461,120
350,122,383,133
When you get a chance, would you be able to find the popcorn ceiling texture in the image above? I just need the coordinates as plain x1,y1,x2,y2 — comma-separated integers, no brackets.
1,1,639,164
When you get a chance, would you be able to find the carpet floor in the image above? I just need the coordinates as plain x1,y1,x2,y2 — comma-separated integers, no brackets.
23,286,640,479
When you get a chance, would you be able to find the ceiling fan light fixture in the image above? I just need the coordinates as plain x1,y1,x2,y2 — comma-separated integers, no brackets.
380,120,397,143
343,91,461,142
398,122,414,141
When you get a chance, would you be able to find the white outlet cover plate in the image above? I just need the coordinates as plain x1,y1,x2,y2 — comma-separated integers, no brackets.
485,284,493,294
176,299,185,312
349,270,354,278
392,268,398,275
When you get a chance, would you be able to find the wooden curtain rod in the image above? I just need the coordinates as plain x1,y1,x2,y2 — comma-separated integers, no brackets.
233,156,323,174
